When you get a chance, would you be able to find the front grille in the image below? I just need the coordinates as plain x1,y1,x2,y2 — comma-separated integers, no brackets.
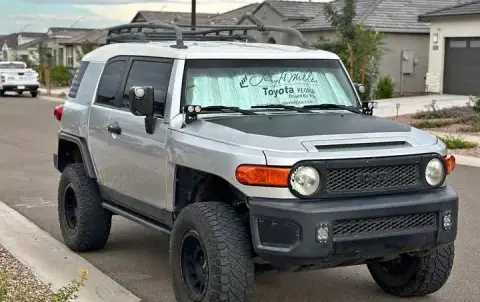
332,213,438,237
326,164,419,193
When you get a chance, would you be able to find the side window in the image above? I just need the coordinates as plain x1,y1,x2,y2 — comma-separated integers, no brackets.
122,60,172,115
96,60,126,106
68,61,89,99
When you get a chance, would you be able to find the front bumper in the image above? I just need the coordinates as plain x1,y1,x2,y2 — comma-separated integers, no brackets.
1,84,39,92
249,186,458,269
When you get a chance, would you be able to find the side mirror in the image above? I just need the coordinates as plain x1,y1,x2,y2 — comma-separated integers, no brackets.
128,86,157,134
354,83,365,94
128,86,154,117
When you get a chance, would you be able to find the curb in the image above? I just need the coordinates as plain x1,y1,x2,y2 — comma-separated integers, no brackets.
38,95,65,103
0,199,141,302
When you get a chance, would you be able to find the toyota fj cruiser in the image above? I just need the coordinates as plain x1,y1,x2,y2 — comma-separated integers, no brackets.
53,22,458,301
0,61,40,97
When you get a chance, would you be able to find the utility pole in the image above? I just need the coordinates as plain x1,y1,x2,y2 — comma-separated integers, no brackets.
191,0,196,30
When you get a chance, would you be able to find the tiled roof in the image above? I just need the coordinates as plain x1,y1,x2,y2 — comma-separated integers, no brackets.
419,0,480,21
16,38,47,51
131,4,259,26
210,3,259,25
132,11,217,25
294,0,465,33
265,0,326,19
0,32,47,49
60,29,107,45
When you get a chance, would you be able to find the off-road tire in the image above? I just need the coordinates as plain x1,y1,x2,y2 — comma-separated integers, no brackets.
57,163,112,252
170,202,255,302
31,91,38,98
367,243,455,297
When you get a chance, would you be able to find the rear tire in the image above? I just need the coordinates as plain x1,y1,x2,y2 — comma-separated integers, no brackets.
57,163,112,252
367,243,455,297
170,202,255,302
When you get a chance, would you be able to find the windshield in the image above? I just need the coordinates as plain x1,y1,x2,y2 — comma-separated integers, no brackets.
0,63,26,69
182,59,360,111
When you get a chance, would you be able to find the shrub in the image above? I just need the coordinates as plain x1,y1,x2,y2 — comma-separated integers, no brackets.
0,269,87,302
474,95,480,113
412,119,456,129
374,75,394,99
413,105,476,120
439,135,477,149
51,65,72,87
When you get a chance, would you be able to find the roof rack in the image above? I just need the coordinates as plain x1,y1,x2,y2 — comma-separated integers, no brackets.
105,22,313,49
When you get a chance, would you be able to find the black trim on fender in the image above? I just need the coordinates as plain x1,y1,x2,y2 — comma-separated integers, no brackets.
56,131,97,179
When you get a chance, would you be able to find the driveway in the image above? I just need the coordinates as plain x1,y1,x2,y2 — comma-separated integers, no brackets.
0,95,479,301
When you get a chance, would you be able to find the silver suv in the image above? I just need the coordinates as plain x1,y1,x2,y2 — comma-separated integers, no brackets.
53,22,459,301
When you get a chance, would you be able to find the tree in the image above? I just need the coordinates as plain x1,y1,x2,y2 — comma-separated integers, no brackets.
75,40,98,63
314,0,387,100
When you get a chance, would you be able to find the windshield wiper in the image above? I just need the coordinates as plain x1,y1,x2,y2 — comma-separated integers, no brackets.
250,104,312,113
302,103,361,114
201,105,257,115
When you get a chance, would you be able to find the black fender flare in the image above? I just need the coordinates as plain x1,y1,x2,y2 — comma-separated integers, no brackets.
55,131,97,179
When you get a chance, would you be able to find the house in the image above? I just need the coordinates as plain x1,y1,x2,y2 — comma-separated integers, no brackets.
10,27,102,69
419,0,480,95
1,32,47,62
234,0,466,96
59,29,107,69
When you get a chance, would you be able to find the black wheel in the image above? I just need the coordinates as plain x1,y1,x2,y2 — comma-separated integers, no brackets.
0,90,5,97
31,91,38,98
367,243,455,297
170,202,255,302
57,163,112,252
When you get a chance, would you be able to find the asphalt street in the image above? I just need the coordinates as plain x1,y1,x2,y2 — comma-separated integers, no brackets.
1,95,480,302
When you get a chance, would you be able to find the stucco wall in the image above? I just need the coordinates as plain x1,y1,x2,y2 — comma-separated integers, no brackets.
426,15,480,93
378,33,430,95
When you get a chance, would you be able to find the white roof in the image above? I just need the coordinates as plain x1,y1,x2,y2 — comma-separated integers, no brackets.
83,41,340,62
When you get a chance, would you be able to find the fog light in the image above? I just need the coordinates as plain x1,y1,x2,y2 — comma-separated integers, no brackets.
316,224,330,243
443,212,453,230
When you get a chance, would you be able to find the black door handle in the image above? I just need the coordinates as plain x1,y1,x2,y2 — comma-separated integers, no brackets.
107,122,122,135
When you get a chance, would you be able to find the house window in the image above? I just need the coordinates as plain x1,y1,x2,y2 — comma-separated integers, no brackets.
66,47,74,67
58,48,64,66
2,50,7,61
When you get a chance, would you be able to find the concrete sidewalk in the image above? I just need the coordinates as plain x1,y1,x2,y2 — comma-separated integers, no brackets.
0,199,140,302
374,94,470,118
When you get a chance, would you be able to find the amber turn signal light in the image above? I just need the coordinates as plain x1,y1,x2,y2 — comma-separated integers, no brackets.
444,155,456,175
235,165,290,187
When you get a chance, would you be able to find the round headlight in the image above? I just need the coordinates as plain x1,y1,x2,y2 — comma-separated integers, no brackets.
425,158,444,186
290,166,320,196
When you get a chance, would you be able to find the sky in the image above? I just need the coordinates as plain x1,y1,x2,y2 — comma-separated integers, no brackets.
0,0,331,35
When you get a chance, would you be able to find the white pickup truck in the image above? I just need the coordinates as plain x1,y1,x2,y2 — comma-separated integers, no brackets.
0,61,40,97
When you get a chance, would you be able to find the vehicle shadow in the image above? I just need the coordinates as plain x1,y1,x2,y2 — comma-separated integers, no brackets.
94,218,439,302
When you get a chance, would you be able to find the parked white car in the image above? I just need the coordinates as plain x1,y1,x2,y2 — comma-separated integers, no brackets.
0,61,40,97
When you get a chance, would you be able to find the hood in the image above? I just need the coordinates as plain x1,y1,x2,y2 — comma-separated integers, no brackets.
180,112,439,154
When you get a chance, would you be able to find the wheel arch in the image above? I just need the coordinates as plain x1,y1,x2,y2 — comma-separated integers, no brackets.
56,131,97,179
173,165,249,218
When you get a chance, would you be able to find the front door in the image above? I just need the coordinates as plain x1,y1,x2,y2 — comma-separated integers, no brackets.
105,57,174,221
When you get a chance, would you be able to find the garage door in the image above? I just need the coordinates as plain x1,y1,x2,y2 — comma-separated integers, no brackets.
443,37,480,95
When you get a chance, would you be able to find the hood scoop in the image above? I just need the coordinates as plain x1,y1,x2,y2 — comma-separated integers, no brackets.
315,141,410,151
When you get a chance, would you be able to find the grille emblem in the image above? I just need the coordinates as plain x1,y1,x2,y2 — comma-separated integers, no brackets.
357,171,391,183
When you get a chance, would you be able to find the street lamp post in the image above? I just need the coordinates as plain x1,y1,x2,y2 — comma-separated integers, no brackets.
191,0,196,30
